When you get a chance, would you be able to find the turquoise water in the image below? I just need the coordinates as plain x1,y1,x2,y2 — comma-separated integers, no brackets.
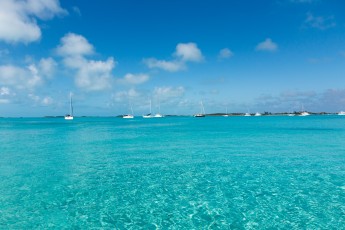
1,116,345,229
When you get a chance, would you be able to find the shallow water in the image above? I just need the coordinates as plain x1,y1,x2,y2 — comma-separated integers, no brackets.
1,116,345,228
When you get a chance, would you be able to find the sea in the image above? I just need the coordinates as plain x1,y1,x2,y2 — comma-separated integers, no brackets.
1,115,345,229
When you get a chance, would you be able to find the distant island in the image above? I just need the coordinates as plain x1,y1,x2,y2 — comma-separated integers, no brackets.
38,111,342,118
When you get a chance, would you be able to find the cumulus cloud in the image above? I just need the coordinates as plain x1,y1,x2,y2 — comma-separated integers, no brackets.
56,33,94,57
0,57,57,90
122,73,149,85
38,57,57,78
143,58,185,72
28,93,53,106
0,65,42,89
255,38,278,52
304,12,336,30
174,43,204,62
0,87,11,96
41,96,53,105
218,48,234,59
113,88,141,102
253,89,345,112
0,0,67,44
144,42,203,72
153,86,185,99
57,33,116,91
75,58,115,91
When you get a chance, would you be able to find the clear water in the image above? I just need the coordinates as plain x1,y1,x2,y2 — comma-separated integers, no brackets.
1,116,345,229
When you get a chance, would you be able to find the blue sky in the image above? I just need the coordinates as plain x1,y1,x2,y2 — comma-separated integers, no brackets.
0,0,344,116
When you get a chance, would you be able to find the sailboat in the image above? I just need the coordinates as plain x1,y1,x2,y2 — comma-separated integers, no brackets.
154,97,164,118
254,112,262,116
300,111,310,116
299,104,310,116
143,100,154,118
223,107,229,117
244,107,251,116
338,111,345,116
123,104,134,119
64,92,74,120
194,101,206,117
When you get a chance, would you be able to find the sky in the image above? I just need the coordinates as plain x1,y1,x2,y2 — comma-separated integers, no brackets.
0,0,344,116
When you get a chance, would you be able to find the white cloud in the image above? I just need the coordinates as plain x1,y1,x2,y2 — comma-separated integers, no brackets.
57,33,116,91
113,88,141,102
0,58,57,90
41,96,53,105
218,48,234,59
75,58,115,91
122,73,149,85
175,43,204,62
153,86,185,99
254,89,345,112
27,64,43,88
28,93,54,106
56,33,94,57
38,57,57,78
143,58,185,72
0,0,67,44
0,65,41,89
144,42,203,72
0,87,11,96
255,38,278,52
304,12,336,30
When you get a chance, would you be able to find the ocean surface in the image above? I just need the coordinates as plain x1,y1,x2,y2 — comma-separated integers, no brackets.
1,115,345,229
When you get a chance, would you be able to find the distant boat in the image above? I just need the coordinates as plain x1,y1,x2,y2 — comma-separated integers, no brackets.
123,104,134,119
154,113,164,118
244,113,251,116
153,98,164,118
223,107,229,117
299,104,310,116
194,101,206,117
123,114,134,119
143,100,154,118
254,112,261,116
299,111,310,116
64,92,74,120
338,111,345,116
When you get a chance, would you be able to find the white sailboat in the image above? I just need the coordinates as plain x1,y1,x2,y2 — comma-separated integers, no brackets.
194,101,206,117
244,108,251,116
338,111,345,116
223,107,229,117
254,112,261,116
123,104,134,119
154,97,164,118
64,92,74,120
300,111,310,116
143,100,154,118
299,104,310,116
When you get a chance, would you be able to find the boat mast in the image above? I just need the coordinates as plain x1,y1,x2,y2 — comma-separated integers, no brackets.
70,92,73,116
201,101,205,114
149,99,152,114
